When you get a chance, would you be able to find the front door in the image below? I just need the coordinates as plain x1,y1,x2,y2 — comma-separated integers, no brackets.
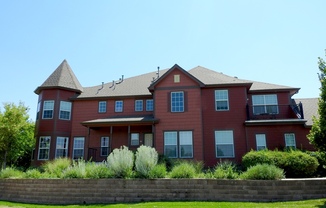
144,133,153,147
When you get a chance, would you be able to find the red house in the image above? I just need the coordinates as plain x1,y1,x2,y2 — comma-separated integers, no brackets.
32,60,317,167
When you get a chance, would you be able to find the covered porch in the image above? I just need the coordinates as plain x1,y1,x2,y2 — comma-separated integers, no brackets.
81,115,159,162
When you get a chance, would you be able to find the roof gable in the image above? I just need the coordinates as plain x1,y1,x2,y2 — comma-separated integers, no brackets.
148,64,204,90
34,60,83,94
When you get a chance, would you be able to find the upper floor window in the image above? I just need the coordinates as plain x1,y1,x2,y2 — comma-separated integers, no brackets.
135,100,143,112
101,137,110,156
215,130,234,158
98,101,107,113
115,100,123,112
215,90,229,111
38,136,51,160
36,101,41,120
285,133,296,149
164,131,193,158
55,137,69,158
256,134,267,151
42,100,54,119
171,91,184,112
131,133,140,146
252,94,278,115
146,99,153,111
59,101,72,120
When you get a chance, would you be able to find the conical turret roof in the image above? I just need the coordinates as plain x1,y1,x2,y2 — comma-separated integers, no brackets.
34,60,83,94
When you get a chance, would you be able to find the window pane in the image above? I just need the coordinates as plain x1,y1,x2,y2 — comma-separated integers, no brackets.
164,145,177,158
215,90,229,111
101,137,109,156
171,92,184,112
131,133,139,146
146,99,153,111
215,130,234,157
252,94,278,115
43,101,54,119
164,132,177,158
285,133,296,148
256,134,266,150
115,101,123,112
98,101,107,113
179,131,193,158
73,137,84,159
38,136,51,160
135,100,143,111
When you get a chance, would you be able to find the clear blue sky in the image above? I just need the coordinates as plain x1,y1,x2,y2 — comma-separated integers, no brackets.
0,1,325,120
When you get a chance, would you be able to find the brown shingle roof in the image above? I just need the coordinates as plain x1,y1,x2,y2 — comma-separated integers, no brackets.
294,98,319,126
34,60,83,94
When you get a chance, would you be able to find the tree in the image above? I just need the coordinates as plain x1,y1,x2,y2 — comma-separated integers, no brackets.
308,51,326,151
0,102,35,169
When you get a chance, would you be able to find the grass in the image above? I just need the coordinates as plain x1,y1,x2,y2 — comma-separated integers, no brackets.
0,199,326,208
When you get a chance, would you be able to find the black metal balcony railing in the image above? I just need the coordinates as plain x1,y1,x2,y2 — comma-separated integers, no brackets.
246,102,304,121
88,147,110,162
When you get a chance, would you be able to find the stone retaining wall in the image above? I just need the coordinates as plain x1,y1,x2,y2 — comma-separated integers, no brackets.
0,178,326,205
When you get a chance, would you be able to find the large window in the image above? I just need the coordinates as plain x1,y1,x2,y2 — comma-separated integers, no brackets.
38,136,51,160
59,101,72,120
98,101,107,113
115,100,123,112
42,100,54,119
171,91,184,112
255,134,267,151
252,94,278,115
55,137,69,158
101,137,109,156
285,133,296,149
215,90,229,111
164,131,193,158
215,130,234,158
73,137,85,159
146,99,153,111
135,100,143,111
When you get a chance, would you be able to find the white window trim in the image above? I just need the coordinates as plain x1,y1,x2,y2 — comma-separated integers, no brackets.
73,137,85,160
252,94,279,115
115,100,123,112
135,100,143,112
101,137,110,156
55,137,69,158
164,131,193,158
215,130,235,158
59,101,72,120
255,134,267,151
42,100,54,119
131,133,140,146
285,133,296,149
215,90,229,111
146,99,154,111
38,136,51,160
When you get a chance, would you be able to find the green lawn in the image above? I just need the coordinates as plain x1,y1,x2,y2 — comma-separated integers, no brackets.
0,199,326,208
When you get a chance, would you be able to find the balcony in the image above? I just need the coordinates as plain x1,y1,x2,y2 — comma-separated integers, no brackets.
246,102,304,121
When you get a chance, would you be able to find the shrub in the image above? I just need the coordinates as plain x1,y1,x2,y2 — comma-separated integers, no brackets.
135,145,158,178
42,157,71,178
240,164,285,180
158,154,174,171
309,151,326,177
169,162,196,178
85,162,113,179
107,146,134,178
0,167,24,179
242,150,319,178
62,159,86,179
148,163,167,179
214,161,239,179
24,169,43,179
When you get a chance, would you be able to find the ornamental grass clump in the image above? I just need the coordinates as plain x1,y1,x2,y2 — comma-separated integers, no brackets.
240,163,285,180
148,163,167,179
107,146,134,178
85,162,113,179
62,159,87,179
135,145,158,178
214,161,239,179
169,162,196,178
24,168,43,179
42,157,71,178
0,167,24,179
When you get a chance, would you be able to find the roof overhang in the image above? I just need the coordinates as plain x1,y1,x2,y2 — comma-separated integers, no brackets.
245,119,307,126
81,116,159,127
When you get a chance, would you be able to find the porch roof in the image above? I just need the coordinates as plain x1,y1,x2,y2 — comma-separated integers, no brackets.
81,115,159,127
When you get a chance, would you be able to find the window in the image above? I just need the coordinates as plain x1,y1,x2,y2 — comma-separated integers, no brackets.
38,136,50,160
285,133,296,149
144,133,153,147
215,90,229,111
42,100,54,119
101,137,109,156
98,101,107,113
55,137,69,158
171,91,184,112
256,134,267,150
215,130,234,158
36,101,40,120
252,94,278,115
135,100,143,111
174,74,180,83
131,133,139,146
73,137,85,159
59,101,72,120
115,100,123,112
164,131,193,158
146,99,153,111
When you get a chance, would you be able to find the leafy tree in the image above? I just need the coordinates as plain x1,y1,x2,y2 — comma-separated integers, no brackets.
0,102,35,169
308,51,326,151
